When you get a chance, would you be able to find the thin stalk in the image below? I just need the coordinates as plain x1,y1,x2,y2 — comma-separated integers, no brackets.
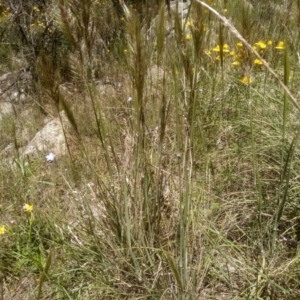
249,90,263,248
272,138,296,253
282,45,290,146
36,249,53,300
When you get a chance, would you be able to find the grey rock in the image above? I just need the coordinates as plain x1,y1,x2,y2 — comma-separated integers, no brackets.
0,102,14,120
0,68,32,103
22,112,68,158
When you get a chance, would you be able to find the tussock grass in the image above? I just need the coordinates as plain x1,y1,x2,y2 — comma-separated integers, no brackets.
1,0,300,299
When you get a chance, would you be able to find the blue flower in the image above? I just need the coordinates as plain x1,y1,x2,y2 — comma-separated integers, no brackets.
46,152,56,162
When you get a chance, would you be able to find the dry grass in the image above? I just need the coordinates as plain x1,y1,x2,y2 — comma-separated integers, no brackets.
1,0,300,299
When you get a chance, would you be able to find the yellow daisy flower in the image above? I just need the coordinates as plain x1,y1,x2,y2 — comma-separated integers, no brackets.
213,45,221,52
0,225,6,235
212,44,230,53
255,41,267,49
205,49,211,55
241,76,253,85
254,58,263,65
185,34,192,41
23,204,33,213
223,44,230,52
185,21,192,28
275,41,285,50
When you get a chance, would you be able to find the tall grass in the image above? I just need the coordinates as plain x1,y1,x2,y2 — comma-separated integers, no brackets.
1,0,300,299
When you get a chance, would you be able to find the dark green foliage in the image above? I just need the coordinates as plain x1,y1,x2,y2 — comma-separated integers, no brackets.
1,0,72,84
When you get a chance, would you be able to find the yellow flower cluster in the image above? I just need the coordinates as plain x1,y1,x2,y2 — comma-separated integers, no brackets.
206,0,216,6
0,7,11,23
213,44,230,53
1,204,34,237
95,0,110,5
207,39,285,64
204,39,286,85
30,19,45,29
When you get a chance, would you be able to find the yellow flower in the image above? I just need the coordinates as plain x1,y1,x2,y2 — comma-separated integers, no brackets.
223,44,230,52
213,45,220,52
237,42,243,47
229,51,235,56
23,204,33,213
255,41,267,49
275,41,285,50
267,40,272,46
212,44,229,53
241,76,253,85
185,34,192,41
254,58,263,65
0,225,6,235
232,61,240,66
205,49,211,56
185,21,192,28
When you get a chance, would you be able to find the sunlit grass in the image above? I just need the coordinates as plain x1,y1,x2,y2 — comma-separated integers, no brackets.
1,0,300,299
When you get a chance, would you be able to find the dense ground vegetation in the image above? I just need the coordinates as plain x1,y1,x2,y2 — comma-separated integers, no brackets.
1,0,300,299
